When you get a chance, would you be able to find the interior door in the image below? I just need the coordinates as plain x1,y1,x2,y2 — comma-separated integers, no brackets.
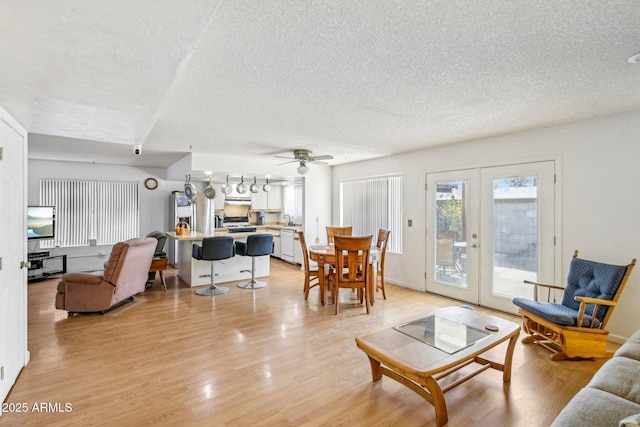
0,110,29,405
426,161,556,314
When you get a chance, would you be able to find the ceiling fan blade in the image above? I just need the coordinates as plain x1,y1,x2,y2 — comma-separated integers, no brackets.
274,155,296,160
277,160,299,165
309,160,328,165
309,155,333,161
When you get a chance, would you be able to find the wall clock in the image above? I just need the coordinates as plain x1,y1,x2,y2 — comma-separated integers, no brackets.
144,178,158,190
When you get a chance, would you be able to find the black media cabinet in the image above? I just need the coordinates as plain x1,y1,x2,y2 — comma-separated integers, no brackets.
27,252,67,283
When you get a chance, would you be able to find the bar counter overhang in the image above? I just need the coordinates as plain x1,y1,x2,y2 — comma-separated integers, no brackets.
166,230,272,287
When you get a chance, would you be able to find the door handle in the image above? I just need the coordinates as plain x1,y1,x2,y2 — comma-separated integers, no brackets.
470,243,478,248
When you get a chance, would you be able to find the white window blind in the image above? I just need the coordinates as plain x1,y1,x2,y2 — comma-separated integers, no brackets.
340,175,402,253
39,179,139,248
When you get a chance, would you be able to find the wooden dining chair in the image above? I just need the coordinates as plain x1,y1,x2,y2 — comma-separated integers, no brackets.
298,231,327,300
326,226,353,244
333,235,373,315
375,229,391,299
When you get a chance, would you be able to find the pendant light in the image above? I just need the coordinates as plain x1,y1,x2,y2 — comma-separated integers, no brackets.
263,178,271,192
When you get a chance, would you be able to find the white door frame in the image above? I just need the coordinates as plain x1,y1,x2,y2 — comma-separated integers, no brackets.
426,160,560,314
0,107,29,406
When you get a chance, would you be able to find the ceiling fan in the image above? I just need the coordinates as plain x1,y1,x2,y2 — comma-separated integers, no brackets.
275,149,334,175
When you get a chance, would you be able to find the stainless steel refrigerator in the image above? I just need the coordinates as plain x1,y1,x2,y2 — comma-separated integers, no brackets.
168,192,195,267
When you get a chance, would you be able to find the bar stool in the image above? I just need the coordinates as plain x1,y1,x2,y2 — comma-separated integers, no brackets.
192,236,235,296
235,234,274,289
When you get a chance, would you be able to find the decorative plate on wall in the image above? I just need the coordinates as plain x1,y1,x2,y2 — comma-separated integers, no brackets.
144,178,158,190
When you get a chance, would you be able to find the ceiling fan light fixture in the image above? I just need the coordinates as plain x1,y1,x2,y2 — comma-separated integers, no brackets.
628,52,640,64
297,162,310,175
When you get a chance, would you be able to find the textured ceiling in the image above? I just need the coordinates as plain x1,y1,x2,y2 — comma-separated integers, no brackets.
2,1,640,169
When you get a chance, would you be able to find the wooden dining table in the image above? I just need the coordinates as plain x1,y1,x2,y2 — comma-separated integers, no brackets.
308,244,378,307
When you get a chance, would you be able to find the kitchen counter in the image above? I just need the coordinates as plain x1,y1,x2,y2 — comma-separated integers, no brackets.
166,230,274,287
264,224,301,231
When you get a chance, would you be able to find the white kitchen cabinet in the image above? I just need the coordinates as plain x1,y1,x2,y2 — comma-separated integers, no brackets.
252,189,268,210
272,235,281,258
267,185,282,210
293,237,303,265
280,229,295,263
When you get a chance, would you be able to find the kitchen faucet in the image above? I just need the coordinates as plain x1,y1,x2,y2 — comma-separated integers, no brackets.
284,214,294,226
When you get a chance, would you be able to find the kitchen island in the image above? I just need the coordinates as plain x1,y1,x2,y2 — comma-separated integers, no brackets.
166,230,273,287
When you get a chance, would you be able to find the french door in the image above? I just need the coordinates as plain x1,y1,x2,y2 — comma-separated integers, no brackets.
426,161,556,314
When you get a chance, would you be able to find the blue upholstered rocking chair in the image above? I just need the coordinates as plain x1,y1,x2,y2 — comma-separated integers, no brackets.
513,250,636,361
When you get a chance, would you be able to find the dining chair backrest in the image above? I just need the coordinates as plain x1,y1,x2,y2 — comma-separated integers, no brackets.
326,226,353,244
298,230,311,273
375,229,391,299
297,230,323,300
376,229,391,264
436,238,454,265
334,235,372,287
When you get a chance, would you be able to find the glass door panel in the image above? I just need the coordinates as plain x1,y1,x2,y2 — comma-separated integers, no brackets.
479,162,556,313
426,169,479,304
435,180,466,287
490,175,538,300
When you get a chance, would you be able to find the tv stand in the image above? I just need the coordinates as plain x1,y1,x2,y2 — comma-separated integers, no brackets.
27,253,67,283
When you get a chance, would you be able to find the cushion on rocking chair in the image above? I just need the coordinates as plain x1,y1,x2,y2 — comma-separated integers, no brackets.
561,258,628,324
512,298,600,328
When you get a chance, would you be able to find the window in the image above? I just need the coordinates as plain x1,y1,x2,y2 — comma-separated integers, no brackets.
39,179,139,248
340,175,402,253
282,183,303,224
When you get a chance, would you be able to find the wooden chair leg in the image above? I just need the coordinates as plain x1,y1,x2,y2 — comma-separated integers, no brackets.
364,285,370,314
378,273,386,299
303,274,310,300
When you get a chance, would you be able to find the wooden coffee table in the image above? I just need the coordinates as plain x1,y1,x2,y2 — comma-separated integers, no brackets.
355,306,520,426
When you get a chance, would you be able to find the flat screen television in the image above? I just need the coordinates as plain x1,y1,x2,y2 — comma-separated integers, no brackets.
27,206,55,240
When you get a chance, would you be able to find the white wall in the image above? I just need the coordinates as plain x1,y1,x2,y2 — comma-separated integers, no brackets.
302,166,332,245
28,154,333,271
333,110,640,340
28,159,184,272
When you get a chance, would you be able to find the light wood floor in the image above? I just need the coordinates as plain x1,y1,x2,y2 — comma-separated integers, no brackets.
4,259,611,426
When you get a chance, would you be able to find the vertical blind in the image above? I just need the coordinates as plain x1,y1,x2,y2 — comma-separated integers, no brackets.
340,175,402,253
39,179,139,248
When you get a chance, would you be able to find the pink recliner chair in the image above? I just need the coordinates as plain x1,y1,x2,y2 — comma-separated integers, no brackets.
55,237,156,314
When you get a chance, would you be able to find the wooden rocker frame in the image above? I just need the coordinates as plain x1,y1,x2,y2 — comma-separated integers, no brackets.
518,250,636,361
